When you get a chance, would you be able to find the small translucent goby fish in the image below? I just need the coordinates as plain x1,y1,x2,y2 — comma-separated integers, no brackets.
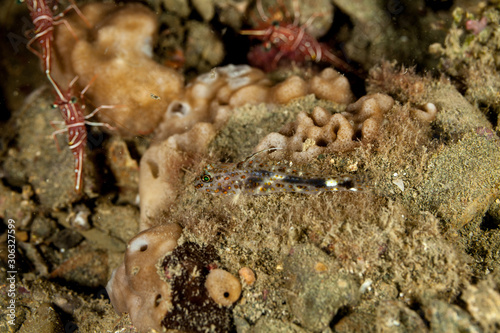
194,149,365,195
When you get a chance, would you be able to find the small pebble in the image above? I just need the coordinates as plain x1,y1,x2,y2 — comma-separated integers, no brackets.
51,229,83,250
16,231,29,242
314,262,328,273
239,267,256,286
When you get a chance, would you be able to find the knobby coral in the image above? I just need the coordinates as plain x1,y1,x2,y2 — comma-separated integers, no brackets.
255,93,395,162
155,65,354,141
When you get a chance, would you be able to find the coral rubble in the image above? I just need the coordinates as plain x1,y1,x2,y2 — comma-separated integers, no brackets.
284,243,360,331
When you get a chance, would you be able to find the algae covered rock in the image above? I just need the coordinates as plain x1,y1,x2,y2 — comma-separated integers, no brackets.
424,299,480,333
284,243,360,332
419,132,500,230
253,316,308,333
18,303,64,333
376,301,428,333
461,280,500,332
430,6,500,128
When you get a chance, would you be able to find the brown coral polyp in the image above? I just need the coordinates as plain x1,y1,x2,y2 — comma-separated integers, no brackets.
270,75,309,104
411,102,438,122
345,93,395,143
309,67,355,104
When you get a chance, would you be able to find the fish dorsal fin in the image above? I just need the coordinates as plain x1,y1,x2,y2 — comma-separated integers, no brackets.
236,147,283,169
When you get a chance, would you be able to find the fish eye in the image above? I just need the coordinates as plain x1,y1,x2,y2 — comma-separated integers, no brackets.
70,96,78,104
201,174,212,183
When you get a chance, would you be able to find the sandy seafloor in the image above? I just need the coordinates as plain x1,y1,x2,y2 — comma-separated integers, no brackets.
1,0,500,332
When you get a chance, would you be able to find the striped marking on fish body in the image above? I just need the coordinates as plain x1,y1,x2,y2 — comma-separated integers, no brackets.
194,159,364,195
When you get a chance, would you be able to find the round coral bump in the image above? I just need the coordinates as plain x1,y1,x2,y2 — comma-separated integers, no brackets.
310,68,354,104
229,84,269,107
239,267,256,286
271,75,308,104
311,106,331,126
411,103,437,122
205,268,242,306
314,262,328,273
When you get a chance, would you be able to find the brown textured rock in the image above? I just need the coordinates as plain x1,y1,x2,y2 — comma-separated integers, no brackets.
462,281,500,331
284,244,360,332
376,301,428,332
18,303,64,333
418,132,500,230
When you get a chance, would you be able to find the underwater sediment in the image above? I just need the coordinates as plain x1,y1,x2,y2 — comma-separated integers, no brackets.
0,0,500,332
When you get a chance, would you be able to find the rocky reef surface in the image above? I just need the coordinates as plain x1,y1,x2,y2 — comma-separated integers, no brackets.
0,0,500,332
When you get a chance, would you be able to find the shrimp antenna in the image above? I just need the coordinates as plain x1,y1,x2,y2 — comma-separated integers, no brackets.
240,29,269,36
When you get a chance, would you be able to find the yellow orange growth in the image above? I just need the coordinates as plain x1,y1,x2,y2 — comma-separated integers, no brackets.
239,267,256,285
205,269,242,306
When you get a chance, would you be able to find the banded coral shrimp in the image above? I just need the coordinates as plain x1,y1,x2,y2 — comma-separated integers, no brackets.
17,0,128,193
48,75,118,192
20,0,89,79
241,0,356,73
